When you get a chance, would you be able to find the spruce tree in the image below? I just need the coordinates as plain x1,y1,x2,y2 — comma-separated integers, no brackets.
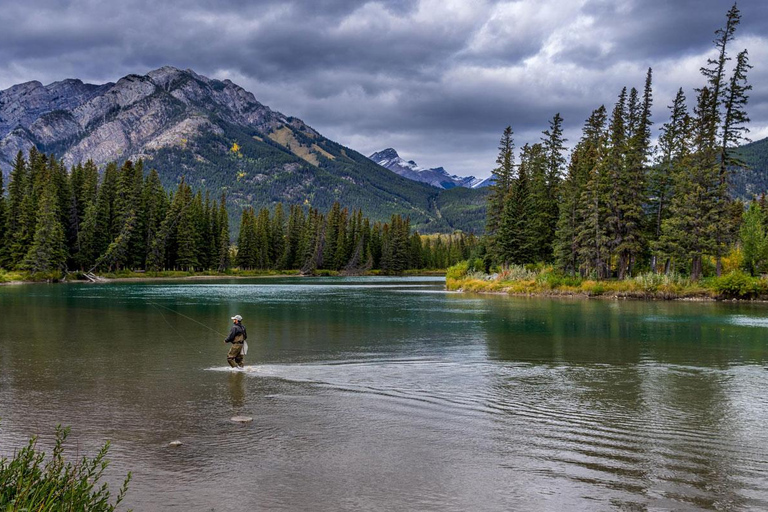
140,170,168,268
486,126,515,260
0,172,6,267
498,144,538,264
22,178,67,274
175,186,199,271
554,107,607,274
217,194,231,272
650,88,689,272
254,208,271,269
270,203,286,267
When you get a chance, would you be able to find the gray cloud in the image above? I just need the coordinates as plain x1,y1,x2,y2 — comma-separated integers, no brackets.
1,0,766,177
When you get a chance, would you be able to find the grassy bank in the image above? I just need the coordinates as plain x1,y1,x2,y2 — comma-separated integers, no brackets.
446,261,768,300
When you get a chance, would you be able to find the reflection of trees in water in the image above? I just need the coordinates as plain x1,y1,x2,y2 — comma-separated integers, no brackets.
482,298,767,367
228,372,245,409
481,298,760,509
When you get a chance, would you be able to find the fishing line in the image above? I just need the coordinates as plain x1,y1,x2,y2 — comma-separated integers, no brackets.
149,301,335,354
150,303,189,342
149,301,228,337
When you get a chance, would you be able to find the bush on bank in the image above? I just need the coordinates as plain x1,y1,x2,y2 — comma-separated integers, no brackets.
0,425,131,511
446,261,768,300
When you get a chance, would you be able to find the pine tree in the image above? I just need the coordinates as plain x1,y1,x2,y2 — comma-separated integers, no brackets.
0,172,6,267
574,106,613,280
658,88,721,280
720,49,752,174
541,113,567,260
175,185,199,271
701,2,741,174
3,152,27,266
498,144,537,264
141,170,168,268
282,205,304,269
254,208,271,269
270,203,286,267
22,178,67,274
616,71,652,277
236,208,256,269
554,107,607,274
217,194,231,272
11,150,41,268
486,126,515,259
650,88,689,272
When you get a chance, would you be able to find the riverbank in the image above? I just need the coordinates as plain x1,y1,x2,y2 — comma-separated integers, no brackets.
0,268,447,285
445,262,768,301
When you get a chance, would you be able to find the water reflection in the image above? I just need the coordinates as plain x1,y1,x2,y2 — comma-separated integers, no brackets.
1,278,767,511
228,372,245,409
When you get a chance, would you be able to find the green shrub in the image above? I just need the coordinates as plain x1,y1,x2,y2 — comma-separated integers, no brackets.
446,261,470,280
0,425,131,511
712,270,767,298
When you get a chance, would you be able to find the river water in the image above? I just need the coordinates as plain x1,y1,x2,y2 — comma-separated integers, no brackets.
1,276,767,511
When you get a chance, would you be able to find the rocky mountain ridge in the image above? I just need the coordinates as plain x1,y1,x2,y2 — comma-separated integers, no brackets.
0,66,489,233
369,148,488,189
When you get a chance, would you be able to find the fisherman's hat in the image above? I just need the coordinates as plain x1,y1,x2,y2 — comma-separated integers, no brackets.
231,315,243,321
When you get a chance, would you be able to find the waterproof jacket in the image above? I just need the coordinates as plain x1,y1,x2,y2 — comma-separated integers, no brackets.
225,323,247,344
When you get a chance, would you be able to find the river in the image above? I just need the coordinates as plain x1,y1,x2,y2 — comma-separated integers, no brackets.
1,276,767,511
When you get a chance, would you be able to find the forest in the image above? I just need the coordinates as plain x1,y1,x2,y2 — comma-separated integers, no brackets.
0,150,476,279
478,4,759,284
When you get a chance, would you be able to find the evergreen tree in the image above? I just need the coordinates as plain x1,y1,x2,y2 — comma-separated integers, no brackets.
140,170,168,268
658,88,721,280
554,107,607,274
254,208,271,269
650,88,689,272
486,126,515,260
22,178,67,274
217,194,231,271
174,184,199,271
720,48,752,175
270,203,286,267
236,208,256,269
0,172,6,267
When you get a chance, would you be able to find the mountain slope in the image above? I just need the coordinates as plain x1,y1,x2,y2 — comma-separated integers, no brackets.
369,147,484,189
733,136,768,199
0,66,487,233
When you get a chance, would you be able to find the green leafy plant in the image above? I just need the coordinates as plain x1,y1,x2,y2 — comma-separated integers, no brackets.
0,425,131,511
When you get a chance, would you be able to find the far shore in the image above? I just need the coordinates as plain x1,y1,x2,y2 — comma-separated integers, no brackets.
445,275,768,303
0,269,447,286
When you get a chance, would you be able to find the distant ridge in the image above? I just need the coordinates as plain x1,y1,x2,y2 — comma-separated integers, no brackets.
369,148,489,190
0,66,488,233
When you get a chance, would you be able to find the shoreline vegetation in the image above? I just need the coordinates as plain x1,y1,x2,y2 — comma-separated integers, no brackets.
446,261,768,301
0,268,448,285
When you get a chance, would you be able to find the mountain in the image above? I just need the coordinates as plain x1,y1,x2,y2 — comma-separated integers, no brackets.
0,66,487,233
369,148,488,189
733,136,768,199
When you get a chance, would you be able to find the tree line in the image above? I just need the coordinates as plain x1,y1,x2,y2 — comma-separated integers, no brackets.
0,149,476,276
483,4,753,281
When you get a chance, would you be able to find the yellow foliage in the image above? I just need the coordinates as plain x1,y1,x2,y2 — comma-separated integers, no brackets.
721,246,743,273
231,142,241,154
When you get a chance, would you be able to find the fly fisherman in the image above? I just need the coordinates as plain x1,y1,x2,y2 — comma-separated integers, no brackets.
224,315,247,368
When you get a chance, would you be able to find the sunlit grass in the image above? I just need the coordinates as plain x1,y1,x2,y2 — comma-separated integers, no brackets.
445,261,766,300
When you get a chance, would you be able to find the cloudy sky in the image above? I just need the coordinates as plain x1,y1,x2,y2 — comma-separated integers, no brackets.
1,0,766,179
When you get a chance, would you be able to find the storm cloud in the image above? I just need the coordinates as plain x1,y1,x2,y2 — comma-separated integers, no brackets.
1,0,766,178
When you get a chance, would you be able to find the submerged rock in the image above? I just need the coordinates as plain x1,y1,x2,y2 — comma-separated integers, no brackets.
231,416,253,423
168,440,183,447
